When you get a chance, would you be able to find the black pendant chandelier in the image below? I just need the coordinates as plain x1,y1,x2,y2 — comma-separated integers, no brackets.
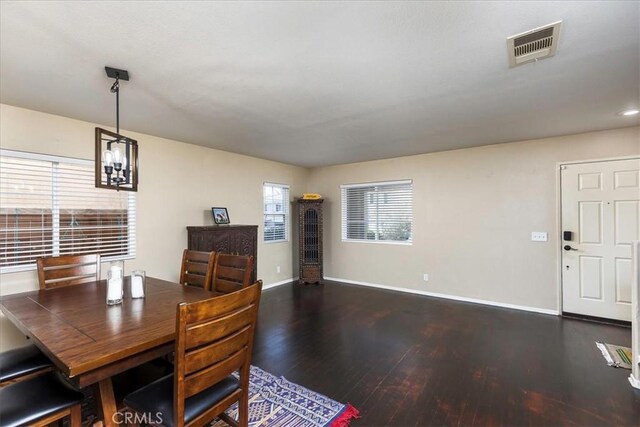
95,66,138,192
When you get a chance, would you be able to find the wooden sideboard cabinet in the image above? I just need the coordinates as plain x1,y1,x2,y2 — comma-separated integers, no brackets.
186,225,258,283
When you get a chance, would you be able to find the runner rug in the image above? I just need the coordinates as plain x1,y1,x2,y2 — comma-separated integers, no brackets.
211,366,359,427
596,341,633,370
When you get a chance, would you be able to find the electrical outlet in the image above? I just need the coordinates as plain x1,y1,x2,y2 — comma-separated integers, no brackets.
531,232,548,242
276,266,281,273
423,273,429,281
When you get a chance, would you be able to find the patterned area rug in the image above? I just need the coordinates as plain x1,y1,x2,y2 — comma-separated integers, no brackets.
596,341,633,370
211,366,359,427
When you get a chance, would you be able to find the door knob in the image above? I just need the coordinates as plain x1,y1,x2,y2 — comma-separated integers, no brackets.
563,245,578,251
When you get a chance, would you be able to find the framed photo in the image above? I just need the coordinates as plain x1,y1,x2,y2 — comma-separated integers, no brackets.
211,207,230,225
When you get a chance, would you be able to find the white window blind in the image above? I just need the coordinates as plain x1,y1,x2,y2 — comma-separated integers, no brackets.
263,182,290,242
341,180,412,243
0,150,136,272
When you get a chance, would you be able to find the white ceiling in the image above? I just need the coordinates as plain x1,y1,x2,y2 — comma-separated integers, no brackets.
1,1,638,167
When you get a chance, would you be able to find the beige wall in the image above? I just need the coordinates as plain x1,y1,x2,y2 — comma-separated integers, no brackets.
307,127,640,312
1,103,638,350
0,104,308,349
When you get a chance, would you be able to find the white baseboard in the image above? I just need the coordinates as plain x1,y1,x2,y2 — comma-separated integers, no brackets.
324,276,559,316
629,374,640,389
263,277,298,290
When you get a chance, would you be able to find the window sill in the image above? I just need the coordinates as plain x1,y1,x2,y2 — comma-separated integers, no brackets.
341,239,412,246
263,239,289,244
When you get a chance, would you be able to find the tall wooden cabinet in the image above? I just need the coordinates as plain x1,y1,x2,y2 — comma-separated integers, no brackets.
297,199,323,284
187,225,258,282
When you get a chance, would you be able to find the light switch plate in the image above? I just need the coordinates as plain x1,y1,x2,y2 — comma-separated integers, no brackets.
531,232,548,242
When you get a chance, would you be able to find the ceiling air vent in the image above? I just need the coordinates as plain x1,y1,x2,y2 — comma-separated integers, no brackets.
507,21,562,68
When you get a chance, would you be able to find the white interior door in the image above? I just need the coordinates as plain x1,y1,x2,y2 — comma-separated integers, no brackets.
561,158,640,321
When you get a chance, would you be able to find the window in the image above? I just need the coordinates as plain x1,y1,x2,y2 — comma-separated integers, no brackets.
341,180,412,243
263,183,290,242
0,150,136,272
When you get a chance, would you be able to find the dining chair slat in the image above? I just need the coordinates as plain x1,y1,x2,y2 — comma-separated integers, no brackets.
186,306,254,349
216,265,246,282
185,327,251,375
41,265,99,281
184,263,209,275
183,273,208,287
184,348,246,399
37,254,98,267
185,286,257,322
183,251,211,263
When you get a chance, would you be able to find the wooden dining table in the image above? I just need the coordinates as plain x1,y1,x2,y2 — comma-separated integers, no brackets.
0,276,220,427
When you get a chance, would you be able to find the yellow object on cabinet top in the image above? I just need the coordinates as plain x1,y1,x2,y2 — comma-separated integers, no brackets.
302,193,322,200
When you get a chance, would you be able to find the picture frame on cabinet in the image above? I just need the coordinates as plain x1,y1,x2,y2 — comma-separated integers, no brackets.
211,207,230,224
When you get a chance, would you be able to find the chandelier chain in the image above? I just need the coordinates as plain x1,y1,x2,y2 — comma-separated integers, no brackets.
110,77,120,134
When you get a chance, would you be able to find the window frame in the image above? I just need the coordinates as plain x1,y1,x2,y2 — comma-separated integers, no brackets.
0,149,136,273
341,179,413,245
263,182,290,244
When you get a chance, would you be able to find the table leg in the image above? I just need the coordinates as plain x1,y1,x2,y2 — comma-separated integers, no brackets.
96,379,118,427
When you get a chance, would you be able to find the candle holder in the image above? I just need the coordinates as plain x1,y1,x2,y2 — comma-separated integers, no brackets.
130,270,146,299
106,266,123,305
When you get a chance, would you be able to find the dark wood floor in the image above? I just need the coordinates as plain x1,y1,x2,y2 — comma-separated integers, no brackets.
251,281,640,426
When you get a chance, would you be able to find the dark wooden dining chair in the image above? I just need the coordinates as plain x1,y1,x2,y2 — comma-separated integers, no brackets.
0,253,99,386
0,344,52,388
211,254,254,294
179,249,216,290
37,253,101,290
0,371,83,426
124,280,263,427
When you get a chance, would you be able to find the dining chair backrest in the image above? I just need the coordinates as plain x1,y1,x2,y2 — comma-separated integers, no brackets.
211,254,254,294
179,250,216,290
37,254,101,290
174,280,263,427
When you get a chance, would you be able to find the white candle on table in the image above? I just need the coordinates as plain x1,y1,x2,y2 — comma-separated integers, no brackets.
107,277,123,302
131,275,144,298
